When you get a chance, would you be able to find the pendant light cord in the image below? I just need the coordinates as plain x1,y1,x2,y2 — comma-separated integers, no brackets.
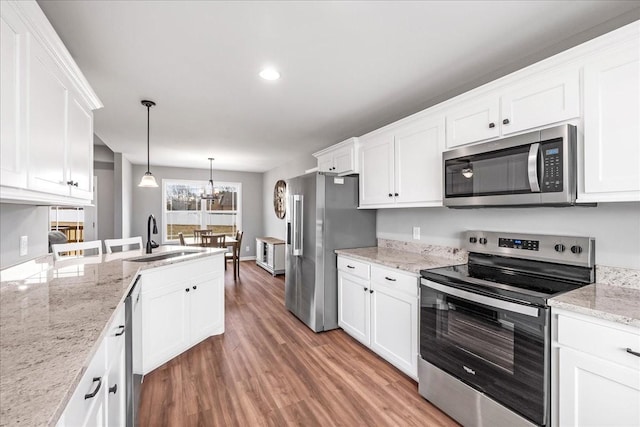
146,104,150,173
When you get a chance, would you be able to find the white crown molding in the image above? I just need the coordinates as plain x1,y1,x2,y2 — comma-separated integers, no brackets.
7,0,103,110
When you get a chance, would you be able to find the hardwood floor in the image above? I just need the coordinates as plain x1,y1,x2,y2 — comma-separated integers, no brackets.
138,261,458,426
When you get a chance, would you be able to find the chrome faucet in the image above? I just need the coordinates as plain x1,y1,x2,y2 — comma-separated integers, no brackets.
146,214,158,254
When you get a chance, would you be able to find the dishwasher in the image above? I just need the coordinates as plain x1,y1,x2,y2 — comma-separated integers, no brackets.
125,275,142,427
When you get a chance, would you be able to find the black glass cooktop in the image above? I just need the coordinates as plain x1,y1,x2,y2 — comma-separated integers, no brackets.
420,253,594,307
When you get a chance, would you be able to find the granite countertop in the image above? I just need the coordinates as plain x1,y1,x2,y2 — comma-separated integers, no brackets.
0,246,225,427
335,246,465,274
549,283,640,328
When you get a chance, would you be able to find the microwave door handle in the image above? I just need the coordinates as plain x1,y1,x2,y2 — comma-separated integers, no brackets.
528,143,541,192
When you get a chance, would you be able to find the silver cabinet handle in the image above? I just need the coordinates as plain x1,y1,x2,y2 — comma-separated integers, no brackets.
627,348,640,358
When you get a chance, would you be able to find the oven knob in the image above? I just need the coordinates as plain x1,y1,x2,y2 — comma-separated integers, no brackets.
570,245,583,254
554,244,566,253
469,237,477,244
479,238,487,245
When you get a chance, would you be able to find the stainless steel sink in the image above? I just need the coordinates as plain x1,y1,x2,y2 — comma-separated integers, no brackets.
125,250,204,263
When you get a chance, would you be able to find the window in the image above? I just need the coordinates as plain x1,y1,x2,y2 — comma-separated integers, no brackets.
162,179,241,243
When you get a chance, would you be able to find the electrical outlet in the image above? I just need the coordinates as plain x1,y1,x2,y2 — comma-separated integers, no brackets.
245,246,250,252
20,236,28,256
412,227,420,240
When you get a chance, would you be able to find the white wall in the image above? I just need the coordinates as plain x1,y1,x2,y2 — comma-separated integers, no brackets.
113,153,133,239
262,151,317,240
377,203,640,269
130,164,263,258
0,204,49,269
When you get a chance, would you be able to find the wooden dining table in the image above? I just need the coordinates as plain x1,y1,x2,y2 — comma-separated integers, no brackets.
184,233,239,278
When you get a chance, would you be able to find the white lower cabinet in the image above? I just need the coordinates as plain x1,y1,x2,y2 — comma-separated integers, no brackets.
337,255,419,379
58,305,126,427
141,255,225,374
552,308,640,427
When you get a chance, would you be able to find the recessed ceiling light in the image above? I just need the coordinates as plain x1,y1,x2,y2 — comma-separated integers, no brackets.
259,67,280,81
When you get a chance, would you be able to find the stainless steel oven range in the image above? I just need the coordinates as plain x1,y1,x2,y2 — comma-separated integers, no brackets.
419,231,595,427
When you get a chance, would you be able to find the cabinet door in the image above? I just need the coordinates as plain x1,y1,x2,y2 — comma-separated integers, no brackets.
142,282,189,374
333,145,355,174
337,272,370,346
67,97,94,199
359,132,394,206
501,67,579,136
582,41,640,201
394,116,445,205
190,271,225,344
445,95,500,148
558,347,640,427
106,344,125,427
27,38,70,195
317,152,334,172
0,10,28,189
370,283,418,379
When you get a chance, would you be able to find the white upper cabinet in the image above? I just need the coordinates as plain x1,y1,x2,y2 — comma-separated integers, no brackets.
445,95,500,148
0,8,28,189
359,131,395,206
360,114,444,208
501,67,580,136
580,36,640,202
313,137,358,175
445,67,580,149
0,0,102,205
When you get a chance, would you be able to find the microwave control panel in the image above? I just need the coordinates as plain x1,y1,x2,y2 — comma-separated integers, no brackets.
540,140,563,192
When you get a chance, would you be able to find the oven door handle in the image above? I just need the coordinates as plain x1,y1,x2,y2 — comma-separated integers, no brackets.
422,279,539,318
528,142,541,193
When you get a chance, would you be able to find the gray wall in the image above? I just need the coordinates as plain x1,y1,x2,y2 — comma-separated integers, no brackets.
94,166,115,241
131,164,263,258
262,151,317,240
377,203,640,269
114,153,133,239
0,204,49,269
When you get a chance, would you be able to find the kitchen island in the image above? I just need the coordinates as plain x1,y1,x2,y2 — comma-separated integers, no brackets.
0,246,225,426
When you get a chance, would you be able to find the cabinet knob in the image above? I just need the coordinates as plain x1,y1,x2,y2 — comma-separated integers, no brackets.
369,289,374,294
388,193,393,197
364,287,368,292
73,182,79,187
488,122,495,129
503,118,510,125
66,180,74,186
394,193,399,197
185,288,190,292
109,384,118,394
192,285,197,290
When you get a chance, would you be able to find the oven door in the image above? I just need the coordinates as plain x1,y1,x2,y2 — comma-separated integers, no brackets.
420,279,549,426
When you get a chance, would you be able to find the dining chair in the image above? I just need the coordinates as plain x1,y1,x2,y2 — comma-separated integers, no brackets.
104,236,144,253
225,230,243,279
201,234,226,248
51,240,103,261
193,229,210,245
178,232,186,246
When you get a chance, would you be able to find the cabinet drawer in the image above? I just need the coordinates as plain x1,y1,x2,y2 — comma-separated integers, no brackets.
60,337,107,426
371,265,418,296
337,256,370,280
557,313,640,370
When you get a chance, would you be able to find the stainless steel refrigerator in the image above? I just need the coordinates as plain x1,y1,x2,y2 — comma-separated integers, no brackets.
285,172,376,332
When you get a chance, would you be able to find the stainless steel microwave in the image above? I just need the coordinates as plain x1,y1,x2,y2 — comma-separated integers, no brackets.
443,124,577,207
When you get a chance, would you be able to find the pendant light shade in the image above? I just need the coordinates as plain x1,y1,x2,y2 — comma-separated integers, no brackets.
201,157,218,200
138,100,158,188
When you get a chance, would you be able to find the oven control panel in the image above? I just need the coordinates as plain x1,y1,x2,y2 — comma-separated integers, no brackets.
465,230,595,268
498,238,539,251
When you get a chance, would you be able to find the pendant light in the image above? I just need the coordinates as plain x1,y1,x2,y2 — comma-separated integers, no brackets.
138,100,158,187
201,157,218,200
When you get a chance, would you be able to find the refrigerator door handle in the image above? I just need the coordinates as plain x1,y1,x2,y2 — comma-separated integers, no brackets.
292,194,303,256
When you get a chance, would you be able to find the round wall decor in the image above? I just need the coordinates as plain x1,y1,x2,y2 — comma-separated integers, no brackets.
273,180,286,219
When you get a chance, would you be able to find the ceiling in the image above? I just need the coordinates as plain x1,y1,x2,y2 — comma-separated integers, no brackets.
38,1,640,173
